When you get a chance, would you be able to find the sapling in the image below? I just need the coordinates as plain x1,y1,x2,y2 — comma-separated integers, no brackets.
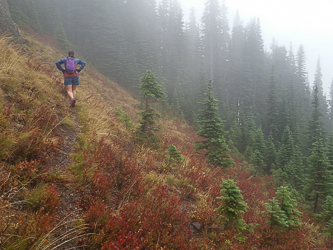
166,145,184,166
215,179,248,231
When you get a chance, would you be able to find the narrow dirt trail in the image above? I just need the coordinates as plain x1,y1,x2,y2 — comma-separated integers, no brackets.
47,101,84,250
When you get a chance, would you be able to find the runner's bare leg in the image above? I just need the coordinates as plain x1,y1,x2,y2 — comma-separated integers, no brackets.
66,85,74,99
72,85,77,99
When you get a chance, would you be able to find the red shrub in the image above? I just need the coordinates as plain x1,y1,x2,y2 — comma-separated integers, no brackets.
84,185,198,249
43,185,60,213
80,138,144,206
10,160,48,186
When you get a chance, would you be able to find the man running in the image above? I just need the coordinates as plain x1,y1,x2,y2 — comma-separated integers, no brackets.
56,51,86,107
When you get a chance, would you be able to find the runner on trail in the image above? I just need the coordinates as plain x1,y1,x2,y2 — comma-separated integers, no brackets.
55,51,86,107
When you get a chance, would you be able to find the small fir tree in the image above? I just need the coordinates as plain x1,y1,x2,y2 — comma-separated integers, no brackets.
241,107,256,153
285,145,305,190
196,81,234,167
137,70,165,138
264,197,288,230
317,196,333,223
276,186,302,229
166,145,184,166
252,127,267,174
265,132,277,174
227,120,242,152
324,218,333,237
277,125,294,171
215,179,248,231
317,196,333,236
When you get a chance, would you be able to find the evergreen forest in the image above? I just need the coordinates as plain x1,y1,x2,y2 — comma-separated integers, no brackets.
2,0,333,248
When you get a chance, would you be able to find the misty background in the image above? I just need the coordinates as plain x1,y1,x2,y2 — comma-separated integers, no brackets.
180,0,333,94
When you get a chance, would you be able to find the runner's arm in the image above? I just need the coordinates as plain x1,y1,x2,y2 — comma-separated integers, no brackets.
55,58,66,71
76,59,86,71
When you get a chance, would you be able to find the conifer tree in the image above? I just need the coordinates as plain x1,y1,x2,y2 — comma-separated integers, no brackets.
317,196,333,236
25,0,41,33
171,78,185,120
157,0,187,100
185,7,201,81
243,18,265,113
329,79,333,127
54,9,69,50
277,125,294,172
313,59,329,135
201,0,229,89
264,197,288,230
166,145,184,166
241,107,256,154
265,133,277,174
227,120,242,152
307,125,332,213
196,81,234,168
317,196,333,223
324,219,333,237
295,45,311,125
7,0,24,24
295,45,309,97
296,45,307,82
313,59,327,118
264,66,279,140
276,186,302,229
309,85,323,152
215,179,248,231
252,127,267,174
226,11,245,100
327,132,333,172
33,0,57,35
138,70,165,137
287,79,307,151
278,95,290,140
286,145,305,190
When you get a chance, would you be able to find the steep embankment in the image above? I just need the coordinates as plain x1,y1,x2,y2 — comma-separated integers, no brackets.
0,30,140,249
1,31,332,249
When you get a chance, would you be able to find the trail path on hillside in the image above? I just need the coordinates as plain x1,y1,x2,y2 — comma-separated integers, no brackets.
49,99,84,250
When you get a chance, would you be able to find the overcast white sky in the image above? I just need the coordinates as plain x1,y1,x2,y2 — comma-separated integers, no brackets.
179,0,333,95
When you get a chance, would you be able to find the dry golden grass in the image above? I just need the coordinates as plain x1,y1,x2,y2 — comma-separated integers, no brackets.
21,32,141,149
0,35,79,249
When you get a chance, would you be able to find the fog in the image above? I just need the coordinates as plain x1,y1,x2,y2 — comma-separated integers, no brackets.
180,0,333,95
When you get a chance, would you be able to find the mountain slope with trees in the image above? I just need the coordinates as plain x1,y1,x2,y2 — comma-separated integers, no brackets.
1,0,333,248
0,28,330,250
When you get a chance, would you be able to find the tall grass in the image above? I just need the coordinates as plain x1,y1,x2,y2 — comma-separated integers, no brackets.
0,35,77,249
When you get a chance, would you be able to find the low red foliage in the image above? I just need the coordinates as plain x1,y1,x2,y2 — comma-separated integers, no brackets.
10,160,48,186
84,185,198,249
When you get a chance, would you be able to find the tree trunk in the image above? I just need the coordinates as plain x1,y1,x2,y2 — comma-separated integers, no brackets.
314,193,319,213
145,98,149,113
0,0,22,40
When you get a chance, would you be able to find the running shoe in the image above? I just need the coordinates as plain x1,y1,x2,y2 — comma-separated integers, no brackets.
71,98,76,107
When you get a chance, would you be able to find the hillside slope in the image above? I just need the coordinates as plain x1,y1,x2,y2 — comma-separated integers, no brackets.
0,31,331,249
